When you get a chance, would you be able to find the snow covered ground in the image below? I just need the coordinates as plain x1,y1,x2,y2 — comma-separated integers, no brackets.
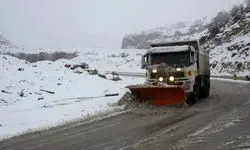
0,48,145,140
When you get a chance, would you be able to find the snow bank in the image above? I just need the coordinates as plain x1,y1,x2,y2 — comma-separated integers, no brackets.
0,51,144,140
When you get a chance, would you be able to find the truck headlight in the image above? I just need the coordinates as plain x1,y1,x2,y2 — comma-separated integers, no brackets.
152,69,157,73
159,77,164,82
169,76,174,81
176,68,181,72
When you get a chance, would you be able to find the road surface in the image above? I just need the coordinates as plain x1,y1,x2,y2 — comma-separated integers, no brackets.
0,80,250,150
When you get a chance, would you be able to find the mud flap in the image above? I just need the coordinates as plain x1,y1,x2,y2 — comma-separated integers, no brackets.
127,86,185,105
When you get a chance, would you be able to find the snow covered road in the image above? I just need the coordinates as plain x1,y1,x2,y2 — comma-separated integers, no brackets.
1,80,250,150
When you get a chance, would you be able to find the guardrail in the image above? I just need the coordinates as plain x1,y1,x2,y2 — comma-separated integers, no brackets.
211,75,249,81
116,72,145,77
115,71,250,81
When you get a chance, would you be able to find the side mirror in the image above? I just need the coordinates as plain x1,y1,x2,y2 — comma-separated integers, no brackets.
194,52,198,62
141,55,147,69
191,52,197,63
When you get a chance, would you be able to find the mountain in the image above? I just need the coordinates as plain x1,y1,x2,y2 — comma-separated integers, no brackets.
121,2,250,75
121,17,209,49
0,35,18,51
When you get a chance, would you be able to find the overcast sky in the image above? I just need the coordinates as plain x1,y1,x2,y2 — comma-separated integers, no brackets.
0,0,245,49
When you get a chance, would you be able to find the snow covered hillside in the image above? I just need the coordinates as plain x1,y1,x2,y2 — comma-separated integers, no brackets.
121,17,209,49
0,48,145,140
121,2,250,75
0,35,20,51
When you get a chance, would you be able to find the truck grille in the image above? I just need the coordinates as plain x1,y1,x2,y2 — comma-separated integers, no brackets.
169,72,185,78
167,81,183,86
150,72,185,79
150,73,163,79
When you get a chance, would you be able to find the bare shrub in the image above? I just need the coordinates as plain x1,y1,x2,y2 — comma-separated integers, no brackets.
120,52,129,58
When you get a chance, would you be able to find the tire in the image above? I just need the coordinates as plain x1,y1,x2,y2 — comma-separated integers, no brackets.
186,82,200,105
246,76,250,81
200,77,210,98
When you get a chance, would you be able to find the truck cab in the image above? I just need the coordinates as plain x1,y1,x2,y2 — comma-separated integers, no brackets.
141,39,210,104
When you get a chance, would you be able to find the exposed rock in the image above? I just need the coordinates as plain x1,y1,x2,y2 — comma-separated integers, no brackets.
236,62,243,70
19,89,24,97
1,90,11,94
227,44,239,51
65,64,71,68
120,52,129,58
18,68,24,71
243,47,250,52
98,74,107,79
231,53,237,57
112,77,121,81
211,61,218,68
87,69,98,75
40,89,55,94
105,72,122,81
38,97,44,101
0,99,8,105
111,71,119,76
70,63,89,70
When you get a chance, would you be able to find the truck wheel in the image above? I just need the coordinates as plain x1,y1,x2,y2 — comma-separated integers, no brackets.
205,78,210,97
246,76,250,81
186,83,199,105
200,77,210,98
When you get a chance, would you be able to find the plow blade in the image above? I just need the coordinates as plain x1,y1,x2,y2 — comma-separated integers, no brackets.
127,86,185,105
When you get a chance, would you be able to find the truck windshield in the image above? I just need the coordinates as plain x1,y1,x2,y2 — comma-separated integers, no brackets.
150,51,191,67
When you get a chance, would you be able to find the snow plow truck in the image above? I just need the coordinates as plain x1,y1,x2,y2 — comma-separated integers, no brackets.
127,39,210,106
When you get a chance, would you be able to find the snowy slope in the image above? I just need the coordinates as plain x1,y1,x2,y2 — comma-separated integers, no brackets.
0,35,20,52
209,32,250,75
121,18,209,49
0,49,145,140
203,10,250,75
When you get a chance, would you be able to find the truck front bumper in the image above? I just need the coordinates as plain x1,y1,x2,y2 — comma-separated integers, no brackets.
146,77,195,93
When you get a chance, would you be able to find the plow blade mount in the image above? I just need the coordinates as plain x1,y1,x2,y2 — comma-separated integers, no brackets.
127,86,185,105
